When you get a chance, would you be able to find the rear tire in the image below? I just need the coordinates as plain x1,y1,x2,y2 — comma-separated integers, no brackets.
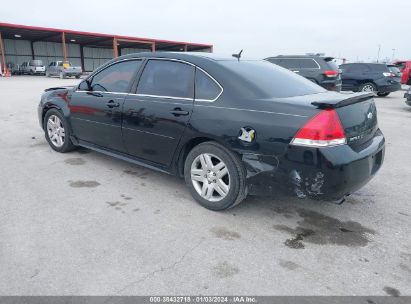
43,109,75,153
377,92,390,97
184,142,247,211
359,83,376,93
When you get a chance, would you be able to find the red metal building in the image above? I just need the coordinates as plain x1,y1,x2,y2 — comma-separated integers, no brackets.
0,22,213,73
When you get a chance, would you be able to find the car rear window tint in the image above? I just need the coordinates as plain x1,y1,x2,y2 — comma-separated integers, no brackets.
222,60,326,98
137,60,195,99
370,64,389,72
90,60,141,93
195,69,222,101
299,59,319,69
276,58,300,69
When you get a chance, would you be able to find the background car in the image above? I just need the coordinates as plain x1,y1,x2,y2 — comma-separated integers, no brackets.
265,54,342,91
387,64,402,81
405,87,411,106
46,61,82,79
38,52,384,210
393,60,411,84
339,63,401,96
20,60,46,75
7,62,22,75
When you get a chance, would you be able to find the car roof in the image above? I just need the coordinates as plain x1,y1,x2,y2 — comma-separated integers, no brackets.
340,62,386,66
117,51,242,62
267,55,333,59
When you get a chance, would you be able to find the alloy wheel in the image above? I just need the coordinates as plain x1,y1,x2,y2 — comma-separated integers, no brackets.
47,115,65,147
361,84,375,92
190,153,230,202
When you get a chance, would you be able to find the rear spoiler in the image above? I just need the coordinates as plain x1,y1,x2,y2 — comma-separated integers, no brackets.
44,86,74,92
312,92,374,109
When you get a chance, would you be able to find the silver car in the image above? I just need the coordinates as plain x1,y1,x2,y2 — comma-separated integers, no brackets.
21,60,46,75
46,61,82,79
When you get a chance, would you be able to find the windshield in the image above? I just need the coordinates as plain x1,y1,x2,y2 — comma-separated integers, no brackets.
222,60,326,98
29,60,43,67
388,66,401,74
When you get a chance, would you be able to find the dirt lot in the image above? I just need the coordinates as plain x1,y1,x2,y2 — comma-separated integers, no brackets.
0,76,410,295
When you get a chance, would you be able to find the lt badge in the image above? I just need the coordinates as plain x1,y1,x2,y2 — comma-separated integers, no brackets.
238,127,256,143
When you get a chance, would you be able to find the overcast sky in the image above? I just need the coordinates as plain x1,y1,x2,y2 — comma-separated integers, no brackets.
1,0,409,62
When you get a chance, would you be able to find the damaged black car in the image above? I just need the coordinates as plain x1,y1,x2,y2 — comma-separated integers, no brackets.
37,52,385,210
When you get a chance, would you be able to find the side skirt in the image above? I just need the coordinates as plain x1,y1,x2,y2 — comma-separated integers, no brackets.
72,137,172,175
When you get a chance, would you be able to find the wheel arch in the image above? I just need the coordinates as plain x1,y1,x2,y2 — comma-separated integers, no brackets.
174,136,241,177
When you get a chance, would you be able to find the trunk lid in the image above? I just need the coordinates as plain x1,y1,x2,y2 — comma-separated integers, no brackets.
309,92,378,147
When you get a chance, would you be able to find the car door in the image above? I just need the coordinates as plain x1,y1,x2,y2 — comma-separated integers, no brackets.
341,64,366,91
69,59,142,152
122,59,195,167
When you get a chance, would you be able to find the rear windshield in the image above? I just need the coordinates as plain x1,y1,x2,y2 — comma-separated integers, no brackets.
29,60,43,66
221,60,326,98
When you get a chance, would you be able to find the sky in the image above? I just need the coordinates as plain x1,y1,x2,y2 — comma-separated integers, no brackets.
1,0,410,62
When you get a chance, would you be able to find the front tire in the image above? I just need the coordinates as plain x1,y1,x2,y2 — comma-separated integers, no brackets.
43,109,75,153
377,92,390,97
184,142,247,211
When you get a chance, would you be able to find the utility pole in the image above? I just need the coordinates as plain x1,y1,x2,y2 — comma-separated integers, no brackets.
377,44,381,63
392,48,396,61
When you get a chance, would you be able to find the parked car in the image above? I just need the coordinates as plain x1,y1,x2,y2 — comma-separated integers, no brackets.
405,87,411,106
387,64,402,81
46,61,82,79
38,52,385,210
7,62,22,75
393,60,411,84
20,60,46,75
339,63,401,96
265,55,342,91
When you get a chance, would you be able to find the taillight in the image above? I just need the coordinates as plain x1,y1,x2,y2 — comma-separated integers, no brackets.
324,70,338,77
383,72,395,77
291,109,346,147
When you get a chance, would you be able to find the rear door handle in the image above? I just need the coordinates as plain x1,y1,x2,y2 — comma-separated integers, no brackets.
106,100,120,108
170,107,189,116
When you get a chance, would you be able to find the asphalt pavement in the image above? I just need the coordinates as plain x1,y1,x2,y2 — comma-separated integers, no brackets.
0,76,410,296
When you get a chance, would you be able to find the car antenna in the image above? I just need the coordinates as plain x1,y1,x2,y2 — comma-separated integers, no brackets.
232,49,243,61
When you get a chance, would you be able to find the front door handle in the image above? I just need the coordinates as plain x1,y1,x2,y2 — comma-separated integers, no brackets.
106,100,120,108
170,108,189,116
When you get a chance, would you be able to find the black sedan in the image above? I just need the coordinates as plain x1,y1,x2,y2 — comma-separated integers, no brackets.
38,52,385,210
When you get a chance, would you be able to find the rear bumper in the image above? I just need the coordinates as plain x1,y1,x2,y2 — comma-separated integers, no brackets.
245,130,385,201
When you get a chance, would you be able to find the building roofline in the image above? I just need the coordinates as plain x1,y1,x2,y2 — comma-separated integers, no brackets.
0,22,213,48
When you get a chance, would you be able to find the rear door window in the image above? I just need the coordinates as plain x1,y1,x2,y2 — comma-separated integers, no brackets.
195,69,222,101
137,60,195,99
89,60,142,93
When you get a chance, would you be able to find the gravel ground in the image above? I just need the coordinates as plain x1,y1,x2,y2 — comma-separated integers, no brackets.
0,76,410,296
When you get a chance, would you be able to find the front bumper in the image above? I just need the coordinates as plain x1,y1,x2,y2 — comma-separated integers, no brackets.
244,130,385,201
404,92,411,105
376,82,401,93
